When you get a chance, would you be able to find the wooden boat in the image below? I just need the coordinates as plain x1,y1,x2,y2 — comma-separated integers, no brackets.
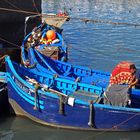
22,22,68,62
22,47,110,87
21,47,140,107
42,13,70,28
1,56,140,131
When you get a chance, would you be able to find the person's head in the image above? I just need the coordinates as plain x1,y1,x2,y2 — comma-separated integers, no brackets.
130,64,137,74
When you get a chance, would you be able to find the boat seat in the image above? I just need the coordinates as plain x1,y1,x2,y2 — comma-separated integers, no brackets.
70,90,102,103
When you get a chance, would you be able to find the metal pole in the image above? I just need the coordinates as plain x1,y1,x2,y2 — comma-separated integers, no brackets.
24,15,40,37
88,100,94,127
59,95,65,115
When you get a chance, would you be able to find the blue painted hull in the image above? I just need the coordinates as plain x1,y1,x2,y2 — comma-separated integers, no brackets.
24,47,140,108
7,80,140,131
2,56,140,131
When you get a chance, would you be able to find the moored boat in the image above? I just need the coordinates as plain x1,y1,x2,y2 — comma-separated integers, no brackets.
21,46,140,108
1,56,140,131
42,12,70,28
22,22,68,62
22,46,110,87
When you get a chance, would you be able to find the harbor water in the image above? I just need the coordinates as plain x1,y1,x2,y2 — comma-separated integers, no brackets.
1,0,140,139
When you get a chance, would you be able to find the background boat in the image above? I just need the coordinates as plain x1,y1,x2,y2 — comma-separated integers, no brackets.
22,22,68,62
42,13,69,28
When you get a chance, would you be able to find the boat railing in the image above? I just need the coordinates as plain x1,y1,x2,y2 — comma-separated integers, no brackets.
5,56,105,103
0,72,8,83
34,48,57,74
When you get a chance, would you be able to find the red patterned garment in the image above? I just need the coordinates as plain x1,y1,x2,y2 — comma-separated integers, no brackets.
109,61,136,85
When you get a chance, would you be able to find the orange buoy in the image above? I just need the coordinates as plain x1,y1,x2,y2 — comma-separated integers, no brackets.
46,30,56,40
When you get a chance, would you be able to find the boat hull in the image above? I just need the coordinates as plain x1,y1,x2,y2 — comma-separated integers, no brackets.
3,56,140,131
7,81,140,131
42,14,69,28
22,23,68,62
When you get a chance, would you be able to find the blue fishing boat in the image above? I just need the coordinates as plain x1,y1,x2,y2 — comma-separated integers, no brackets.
22,46,110,87
1,56,140,131
22,22,68,62
21,47,140,108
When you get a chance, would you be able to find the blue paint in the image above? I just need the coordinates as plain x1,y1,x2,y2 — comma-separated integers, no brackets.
3,56,140,131
22,23,67,62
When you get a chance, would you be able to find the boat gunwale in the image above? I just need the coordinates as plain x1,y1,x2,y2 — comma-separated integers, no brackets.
5,56,140,114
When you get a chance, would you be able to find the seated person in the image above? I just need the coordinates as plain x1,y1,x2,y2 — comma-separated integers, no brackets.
104,61,137,107
134,69,140,89
109,61,138,88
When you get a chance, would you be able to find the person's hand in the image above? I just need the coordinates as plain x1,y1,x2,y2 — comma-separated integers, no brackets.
128,99,131,105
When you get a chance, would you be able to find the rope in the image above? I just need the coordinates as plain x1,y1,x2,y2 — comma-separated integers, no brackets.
71,17,140,27
0,7,140,27
0,54,8,67
32,0,40,15
0,36,19,47
0,7,39,15
80,112,140,140
0,55,8,61
0,83,6,89
1,1,42,38
5,0,21,10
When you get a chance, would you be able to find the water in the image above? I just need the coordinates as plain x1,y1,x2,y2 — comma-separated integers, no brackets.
43,0,140,72
1,0,140,139
0,116,139,140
